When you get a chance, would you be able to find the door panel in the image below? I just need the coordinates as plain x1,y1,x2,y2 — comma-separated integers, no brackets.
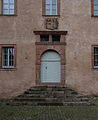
40,62,47,82
46,61,60,82
40,51,61,83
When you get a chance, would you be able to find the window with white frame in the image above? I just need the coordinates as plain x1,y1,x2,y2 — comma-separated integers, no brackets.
93,0,98,16
2,47,14,68
45,0,57,15
3,0,15,15
94,47,98,68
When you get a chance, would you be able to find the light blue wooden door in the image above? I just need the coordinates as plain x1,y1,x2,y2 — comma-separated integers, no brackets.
40,51,60,83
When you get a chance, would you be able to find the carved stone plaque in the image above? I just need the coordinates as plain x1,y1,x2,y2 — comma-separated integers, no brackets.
45,18,58,30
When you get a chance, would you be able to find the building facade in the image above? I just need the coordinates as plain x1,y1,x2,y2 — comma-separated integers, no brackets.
0,0,98,98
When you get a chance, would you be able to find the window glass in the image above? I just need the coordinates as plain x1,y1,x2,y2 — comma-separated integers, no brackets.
45,0,57,15
10,0,14,3
46,4,50,9
94,0,98,5
52,5,56,9
3,0,9,3
46,0,50,4
3,5,9,9
3,0,14,15
52,10,56,15
10,10,14,14
3,9,9,14
2,47,14,68
94,48,98,68
94,0,98,16
52,0,56,4
40,35,49,42
45,10,50,15
52,35,60,42
10,5,14,9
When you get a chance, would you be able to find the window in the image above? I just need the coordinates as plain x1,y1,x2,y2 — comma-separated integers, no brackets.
2,0,16,15
0,45,16,69
92,0,98,16
45,0,57,15
2,47,14,68
52,35,60,42
42,0,60,15
40,35,49,42
94,47,98,68
40,34,61,42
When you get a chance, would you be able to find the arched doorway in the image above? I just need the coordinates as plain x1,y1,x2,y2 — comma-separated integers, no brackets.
40,51,61,83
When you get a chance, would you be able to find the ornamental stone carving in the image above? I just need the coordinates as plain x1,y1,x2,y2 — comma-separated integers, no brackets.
45,18,58,30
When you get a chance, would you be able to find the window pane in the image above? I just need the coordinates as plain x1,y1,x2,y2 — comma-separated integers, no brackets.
10,9,14,14
94,55,98,60
3,0,15,15
9,48,14,66
2,47,14,68
94,48,98,54
46,0,50,4
46,4,50,9
10,0,14,3
10,5,14,9
3,5,9,9
2,48,8,67
52,35,60,42
52,10,57,15
94,48,98,67
94,0,98,16
3,0,9,3
94,11,98,16
94,61,98,66
45,10,50,15
3,9,9,14
40,35,49,42
52,4,56,9
94,6,98,11
94,0,98,5
52,0,57,4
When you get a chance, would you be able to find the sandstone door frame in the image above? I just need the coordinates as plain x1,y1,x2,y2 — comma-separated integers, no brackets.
34,31,67,85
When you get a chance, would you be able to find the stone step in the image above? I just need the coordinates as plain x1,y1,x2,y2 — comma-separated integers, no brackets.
14,97,65,102
10,101,64,106
10,101,93,106
28,86,74,92
24,90,65,94
17,94,66,98
10,85,93,106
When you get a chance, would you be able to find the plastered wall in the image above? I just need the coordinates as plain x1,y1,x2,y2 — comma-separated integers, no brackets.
0,0,98,98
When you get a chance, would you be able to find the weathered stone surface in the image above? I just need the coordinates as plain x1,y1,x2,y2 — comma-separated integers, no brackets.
45,18,58,30
10,86,93,106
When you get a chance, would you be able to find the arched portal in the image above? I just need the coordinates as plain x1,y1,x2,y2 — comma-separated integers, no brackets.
40,51,61,83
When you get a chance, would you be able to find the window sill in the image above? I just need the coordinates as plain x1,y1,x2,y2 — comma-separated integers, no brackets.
42,15,60,17
91,15,98,17
0,68,17,71
0,14,17,16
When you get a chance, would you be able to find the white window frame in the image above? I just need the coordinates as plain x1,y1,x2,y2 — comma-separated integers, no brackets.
45,0,57,15
94,47,98,68
2,47,14,68
3,0,15,15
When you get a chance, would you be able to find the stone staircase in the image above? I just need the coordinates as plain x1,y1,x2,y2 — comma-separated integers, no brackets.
10,86,93,106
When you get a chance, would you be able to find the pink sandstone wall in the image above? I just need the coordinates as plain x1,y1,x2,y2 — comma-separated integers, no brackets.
0,0,98,98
